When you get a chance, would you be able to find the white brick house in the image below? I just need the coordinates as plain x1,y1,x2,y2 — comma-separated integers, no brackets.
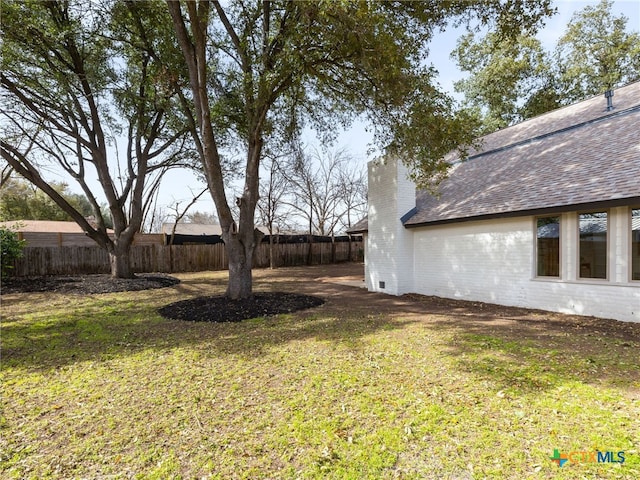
350,82,640,322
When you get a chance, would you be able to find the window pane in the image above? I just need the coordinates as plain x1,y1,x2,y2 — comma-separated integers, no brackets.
579,212,607,279
633,209,640,281
537,216,560,277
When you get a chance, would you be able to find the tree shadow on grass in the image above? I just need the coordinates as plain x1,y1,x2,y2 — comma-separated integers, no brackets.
406,295,640,396
6,264,637,396
1,281,419,371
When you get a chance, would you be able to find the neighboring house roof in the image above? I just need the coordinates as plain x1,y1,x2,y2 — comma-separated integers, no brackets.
161,223,223,235
161,223,270,236
0,220,112,233
346,217,368,235
536,222,559,238
404,81,640,227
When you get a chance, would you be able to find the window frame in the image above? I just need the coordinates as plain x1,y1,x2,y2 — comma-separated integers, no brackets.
577,210,609,281
534,215,561,279
631,206,640,282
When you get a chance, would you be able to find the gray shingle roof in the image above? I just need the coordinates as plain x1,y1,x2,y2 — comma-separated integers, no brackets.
404,82,640,227
161,223,223,235
346,217,368,234
161,223,271,235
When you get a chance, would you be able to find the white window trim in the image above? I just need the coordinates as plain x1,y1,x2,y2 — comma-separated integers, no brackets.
631,206,640,283
533,215,561,279
577,210,609,282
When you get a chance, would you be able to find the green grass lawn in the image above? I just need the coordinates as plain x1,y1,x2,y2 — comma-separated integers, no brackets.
2,265,639,479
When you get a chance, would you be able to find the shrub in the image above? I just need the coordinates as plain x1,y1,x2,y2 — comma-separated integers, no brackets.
1,227,26,278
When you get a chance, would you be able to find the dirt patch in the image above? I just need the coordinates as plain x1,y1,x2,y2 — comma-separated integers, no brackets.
158,292,325,322
1,273,180,295
400,293,640,343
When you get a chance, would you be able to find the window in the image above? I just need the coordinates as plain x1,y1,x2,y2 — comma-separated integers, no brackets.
579,212,607,279
632,209,640,281
536,216,560,277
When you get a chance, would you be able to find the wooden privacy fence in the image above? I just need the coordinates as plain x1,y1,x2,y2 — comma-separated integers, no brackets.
10,240,364,276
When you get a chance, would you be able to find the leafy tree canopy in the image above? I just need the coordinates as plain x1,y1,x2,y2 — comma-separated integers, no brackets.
182,211,218,225
453,0,639,133
0,178,93,222
452,32,558,132
556,0,640,102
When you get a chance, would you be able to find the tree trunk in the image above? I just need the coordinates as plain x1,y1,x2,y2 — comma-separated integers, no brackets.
224,228,263,299
108,242,134,278
331,234,336,263
269,233,275,269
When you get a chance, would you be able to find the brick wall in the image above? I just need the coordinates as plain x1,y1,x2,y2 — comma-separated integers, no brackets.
365,158,639,322
411,212,639,323
365,157,415,295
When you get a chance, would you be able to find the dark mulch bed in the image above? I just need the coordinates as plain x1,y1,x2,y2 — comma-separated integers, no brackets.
159,292,325,322
3,273,323,322
1,274,180,295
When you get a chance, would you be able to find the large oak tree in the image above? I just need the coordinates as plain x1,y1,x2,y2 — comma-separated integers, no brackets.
556,0,640,102
0,0,192,277
452,32,557,132
166,0,553,299
453,0,640,133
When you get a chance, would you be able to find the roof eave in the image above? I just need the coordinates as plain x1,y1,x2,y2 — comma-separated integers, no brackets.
404,196,640,229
